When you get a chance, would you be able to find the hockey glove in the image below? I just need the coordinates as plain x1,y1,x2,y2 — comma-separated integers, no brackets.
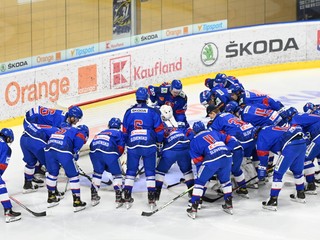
156,142,163,157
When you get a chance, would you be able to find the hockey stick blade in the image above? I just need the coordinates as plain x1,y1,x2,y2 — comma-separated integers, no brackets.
202,163,276,202
166,178,185,189
9,196,46,217
141,186,194,217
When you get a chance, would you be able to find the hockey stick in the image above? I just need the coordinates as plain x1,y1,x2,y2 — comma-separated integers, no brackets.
141,186,194,217
166,178,185,189
77,166,113,186
202,172,266,203
9,196,46,217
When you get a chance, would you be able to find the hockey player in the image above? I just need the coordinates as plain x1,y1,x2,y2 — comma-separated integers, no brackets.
20,120,59,193
44,125,89,212
207,104,259,197
285,107,320,194
89,117,125,208
0,128,21,223
25,105,83,127
147,79,189,127
229,84,284,111
204,73,244,91
256,124,306,211
187,121,237,219
24,105,83,177
199,85,231,112
228,101,286,127
122,87,164,209
155,105,194,201
303,102,320,114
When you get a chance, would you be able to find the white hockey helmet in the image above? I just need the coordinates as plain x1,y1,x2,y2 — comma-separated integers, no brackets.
160,105,173,121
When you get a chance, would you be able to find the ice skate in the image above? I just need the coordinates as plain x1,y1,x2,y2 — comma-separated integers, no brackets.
305,182,317,195
115,190,125,208
73,194,86,212
55,189,65,200
235,187,250,199
262,196,278,211
188,198,202,210
222,196,233,215
91,187,100,207
123,189,134,210
186,201,199,219
4,208,21,223
47,190,60,208
290,190,306,204
23,179,39,194
155,187,161,201
148,191,157,210
32,177,45,187
34,165,46,178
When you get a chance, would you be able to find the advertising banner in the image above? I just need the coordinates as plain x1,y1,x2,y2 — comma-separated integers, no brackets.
113,0,132,39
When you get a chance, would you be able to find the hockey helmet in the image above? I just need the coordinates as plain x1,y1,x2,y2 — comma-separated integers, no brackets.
192,121,206,134
199,90,212,106
77,124,89,142
171,79,182,91
136,87,149,101
108,117,122,129
214,73,227,86
0,128,14,143
68,106,83,119
303,102,314,113
225,101,240,114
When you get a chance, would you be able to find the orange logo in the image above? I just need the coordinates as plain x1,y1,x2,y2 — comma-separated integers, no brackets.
56,52,61,61
78,64,97,94
183,27,188,34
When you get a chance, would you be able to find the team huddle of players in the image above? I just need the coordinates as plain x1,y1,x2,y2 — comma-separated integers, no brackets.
1,74,320,222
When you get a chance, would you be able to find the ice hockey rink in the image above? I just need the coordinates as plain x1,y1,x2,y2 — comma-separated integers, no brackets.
2,67,320,239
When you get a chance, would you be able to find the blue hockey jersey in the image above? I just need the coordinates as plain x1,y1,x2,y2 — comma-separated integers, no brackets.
162,126,193,152
122,103,164,148
23,119,59,143
290,113,320,139
256,125,305,167
45,126,87,155
208,112,257,143
189,129,236,165
239,105,285,127
90,128,125,155
25,106,68,127
239,90,283,111
0,137,12,176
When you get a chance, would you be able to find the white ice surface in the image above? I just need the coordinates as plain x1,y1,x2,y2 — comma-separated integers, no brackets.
2,68,320,239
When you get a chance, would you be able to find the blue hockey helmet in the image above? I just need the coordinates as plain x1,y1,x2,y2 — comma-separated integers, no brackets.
68,106,83,119
285,107,298,120
108,117,122,129
171,79,182,91
199,90,212,106
225,101,240,114
192,121,206,134
136,87,149,101
204,78,214,89
214,73,227,86
77,125,89,142
303,102,314,113
229,84,243,94
0,128,14,143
